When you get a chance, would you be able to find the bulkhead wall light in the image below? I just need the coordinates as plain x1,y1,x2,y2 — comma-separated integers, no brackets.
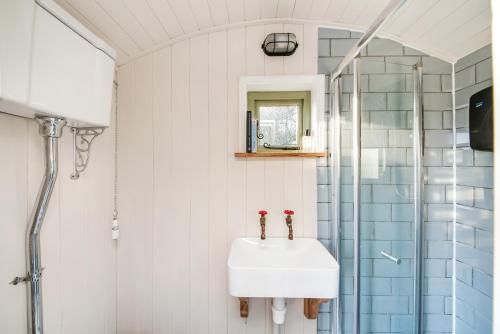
261,33,298,56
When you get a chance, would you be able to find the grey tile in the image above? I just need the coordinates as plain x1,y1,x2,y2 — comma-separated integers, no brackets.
474,151,493,166
442,110,453,129
318,57,343,74
476,58,493,82
423,148,443,167
318,28,350,39
427,241,452,259
331,39,358,57
424,92,452,111
425,314,452,332
456,166,493,188
390,167,412,184
423,75,442,92
425,130,453,148
369,74,406,92
372,185,410,203
474,187,493,210
475,229,493,254
424,185,446,203
361,57,387,73
472,269,493,297
455,44,491,72
362,130,388,148
385,56,420,74
422,57,452,74
456,243,493,276
456,222,475,247
318,39,331,57
423,111,443,130
388,130,413,147
361,204,391,221
361,93,387,110
367,39,404,56
423,295,445,313
387,93,413,110
456,79,492,106
427,167,453,185
455,185,474,206
341,74,369,93
428,203,453,221
456,204,493,232
317,184,330,203
456,261,473,285
456,280,493,321
370,111,407,129
424,222,448,241
455,66,476,90
441,74,452,92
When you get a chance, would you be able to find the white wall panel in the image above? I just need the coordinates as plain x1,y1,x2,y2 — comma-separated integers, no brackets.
227,27,248,334
189,34,210,334
116,23,319,334
170,40,191,333
151,45,173,333
0,94,116,333
117,54,154,333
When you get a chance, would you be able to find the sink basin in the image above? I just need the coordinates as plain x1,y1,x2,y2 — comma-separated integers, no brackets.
227,237,339,298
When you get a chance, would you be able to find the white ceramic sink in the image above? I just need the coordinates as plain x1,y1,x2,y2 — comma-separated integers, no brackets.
227,237,339,298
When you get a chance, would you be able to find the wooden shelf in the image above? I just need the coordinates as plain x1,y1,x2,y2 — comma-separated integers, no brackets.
234,152,327,158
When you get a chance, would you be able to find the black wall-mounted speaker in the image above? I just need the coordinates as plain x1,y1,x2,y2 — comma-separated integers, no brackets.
469,86,493,151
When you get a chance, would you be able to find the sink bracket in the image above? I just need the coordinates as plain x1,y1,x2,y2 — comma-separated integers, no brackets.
304,298,329,319
238,297,249,318
70,127,105,179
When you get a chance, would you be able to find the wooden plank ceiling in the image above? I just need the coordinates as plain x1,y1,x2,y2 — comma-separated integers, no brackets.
55,0,492,64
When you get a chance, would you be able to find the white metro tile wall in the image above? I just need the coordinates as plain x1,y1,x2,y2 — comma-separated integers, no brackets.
454,45,493,334
317,28,453,334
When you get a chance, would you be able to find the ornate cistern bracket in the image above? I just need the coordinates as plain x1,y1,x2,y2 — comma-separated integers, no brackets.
70,127,105,180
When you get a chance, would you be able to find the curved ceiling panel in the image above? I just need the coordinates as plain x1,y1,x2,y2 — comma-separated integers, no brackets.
55,0,492,64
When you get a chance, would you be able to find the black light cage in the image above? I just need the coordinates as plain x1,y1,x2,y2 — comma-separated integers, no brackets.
261,33,299,57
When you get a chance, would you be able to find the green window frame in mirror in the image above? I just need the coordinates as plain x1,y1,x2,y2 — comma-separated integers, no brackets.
247,91,311,152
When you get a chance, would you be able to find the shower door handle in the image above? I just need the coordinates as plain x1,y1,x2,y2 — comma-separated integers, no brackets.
381,251,401,264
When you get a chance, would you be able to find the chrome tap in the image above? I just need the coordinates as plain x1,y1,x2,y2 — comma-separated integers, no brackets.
258,210,268,240
284,210,294,240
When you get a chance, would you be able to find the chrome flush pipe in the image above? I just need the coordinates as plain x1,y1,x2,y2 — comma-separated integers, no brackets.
27,116,66,334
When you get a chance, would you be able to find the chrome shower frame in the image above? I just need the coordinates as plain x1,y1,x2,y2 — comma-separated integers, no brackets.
351,57,362,334
328,77,342,334
27,116,66,334
413,63,424,334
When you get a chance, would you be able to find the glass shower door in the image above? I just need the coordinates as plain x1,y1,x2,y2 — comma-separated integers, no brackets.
337,57,423,334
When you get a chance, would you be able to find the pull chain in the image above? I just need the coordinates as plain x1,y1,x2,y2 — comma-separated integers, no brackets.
112,80,120,240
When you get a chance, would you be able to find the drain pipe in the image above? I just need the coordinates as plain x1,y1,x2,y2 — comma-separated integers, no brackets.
272,297,286,334
26,116,66,334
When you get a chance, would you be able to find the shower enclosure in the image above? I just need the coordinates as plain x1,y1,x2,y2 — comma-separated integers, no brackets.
322,23,456,332
329,54,426,334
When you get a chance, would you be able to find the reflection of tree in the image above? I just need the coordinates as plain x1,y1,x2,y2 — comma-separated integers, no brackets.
259,105,298,145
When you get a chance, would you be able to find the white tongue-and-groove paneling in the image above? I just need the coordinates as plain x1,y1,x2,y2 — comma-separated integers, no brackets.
0,108,116,333
55,0,492,64
116,22,318,334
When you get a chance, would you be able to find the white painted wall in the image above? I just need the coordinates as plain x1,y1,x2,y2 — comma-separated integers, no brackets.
116,23,319,333
0,112,116,333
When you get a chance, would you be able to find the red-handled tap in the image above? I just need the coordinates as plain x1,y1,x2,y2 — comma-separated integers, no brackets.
259,210,268,240
284,210,294,240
